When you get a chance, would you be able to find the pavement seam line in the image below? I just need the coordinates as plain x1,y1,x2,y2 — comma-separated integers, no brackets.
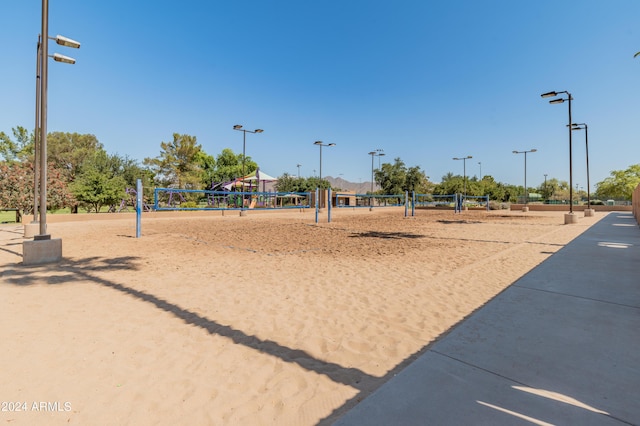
429,350,635,425
513,284,640,311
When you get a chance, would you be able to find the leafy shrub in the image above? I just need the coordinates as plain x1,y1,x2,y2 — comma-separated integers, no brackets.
489,201,509,210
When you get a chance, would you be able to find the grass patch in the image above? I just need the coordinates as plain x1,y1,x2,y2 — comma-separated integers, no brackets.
0,210,20,223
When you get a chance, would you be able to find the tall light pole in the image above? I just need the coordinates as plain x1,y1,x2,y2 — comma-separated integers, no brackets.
296,163,301,179
233,125,263,216
39,31,81,238
544,174,548,202
453,156,472,204
314,141,335,209
513,149,537,208
32,35,43,227
314,141,335,182
571,123,593,216
478,161,482,180
368,150,385,193
25,0,81,264
368,150,385,210
541,90,575,223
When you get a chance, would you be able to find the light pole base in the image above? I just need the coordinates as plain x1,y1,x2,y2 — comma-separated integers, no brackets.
564,213,579,224
522,206,529,213
23,222,40,238
584,208,595,217
239,210,247,217
23,237,62,265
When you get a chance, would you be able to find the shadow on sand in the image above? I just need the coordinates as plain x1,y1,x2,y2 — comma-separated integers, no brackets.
4,256,492,425
3,255,379,394
0,223,570,424
349,230,425,239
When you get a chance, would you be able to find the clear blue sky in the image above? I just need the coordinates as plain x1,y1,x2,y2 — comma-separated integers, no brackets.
2,1,639,190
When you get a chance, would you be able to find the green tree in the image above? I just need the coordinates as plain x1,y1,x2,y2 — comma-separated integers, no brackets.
434,172,463,195
275,175,330,192
306,176,331,190
211,148,241,185
210,148,258,186
46,132,105,212
195,151,217,189
435,173,519,202
0,126,34,162
143,133,205,189
274,173,295,192
47,132,103,181
115,155,153,190
595,164,640,200
464,176,481,197
70,150,127,213
535,177,567,201
0,161,73,214
375,158,406,195
405,165,431,193
373,159,431,195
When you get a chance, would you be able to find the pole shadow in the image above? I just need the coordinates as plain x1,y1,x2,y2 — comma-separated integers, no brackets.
2,255,378,393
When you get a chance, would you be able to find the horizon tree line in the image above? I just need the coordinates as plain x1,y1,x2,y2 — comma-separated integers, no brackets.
1,126,639,214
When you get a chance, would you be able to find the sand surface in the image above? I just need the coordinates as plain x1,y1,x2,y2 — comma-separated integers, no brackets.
0,207,603,425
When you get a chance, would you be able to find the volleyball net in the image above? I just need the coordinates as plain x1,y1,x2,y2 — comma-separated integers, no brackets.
333,192,407,208
153,188,312,211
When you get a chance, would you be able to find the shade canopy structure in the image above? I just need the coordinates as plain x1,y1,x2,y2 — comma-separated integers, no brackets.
244,169,278,182
220,168,278,191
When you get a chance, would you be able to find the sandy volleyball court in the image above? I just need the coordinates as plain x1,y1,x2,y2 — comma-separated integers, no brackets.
0,208,603,425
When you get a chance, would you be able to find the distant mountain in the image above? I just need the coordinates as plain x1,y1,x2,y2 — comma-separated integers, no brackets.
262,175,378,193
325,176,377,194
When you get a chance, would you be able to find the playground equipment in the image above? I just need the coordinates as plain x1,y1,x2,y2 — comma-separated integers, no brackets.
116,187,152,213
209,168,280,210
215,168,278,192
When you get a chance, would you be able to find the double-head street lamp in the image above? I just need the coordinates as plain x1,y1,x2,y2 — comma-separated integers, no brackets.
313,141,335,182
368,150,385,209
541,90,574,215
512,149,537,205
36,0,81,241
314,141,335,209
571,122,592,215
368,150,385,194
453,156,473,201
32,35,80,227
233,125,263,215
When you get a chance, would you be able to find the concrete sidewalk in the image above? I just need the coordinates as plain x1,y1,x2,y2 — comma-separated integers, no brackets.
334,212,640,425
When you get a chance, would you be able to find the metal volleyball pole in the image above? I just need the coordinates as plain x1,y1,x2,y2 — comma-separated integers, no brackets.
136,179,142,238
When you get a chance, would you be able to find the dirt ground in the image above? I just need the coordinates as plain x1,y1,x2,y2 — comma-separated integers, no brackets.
0,207,603,425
